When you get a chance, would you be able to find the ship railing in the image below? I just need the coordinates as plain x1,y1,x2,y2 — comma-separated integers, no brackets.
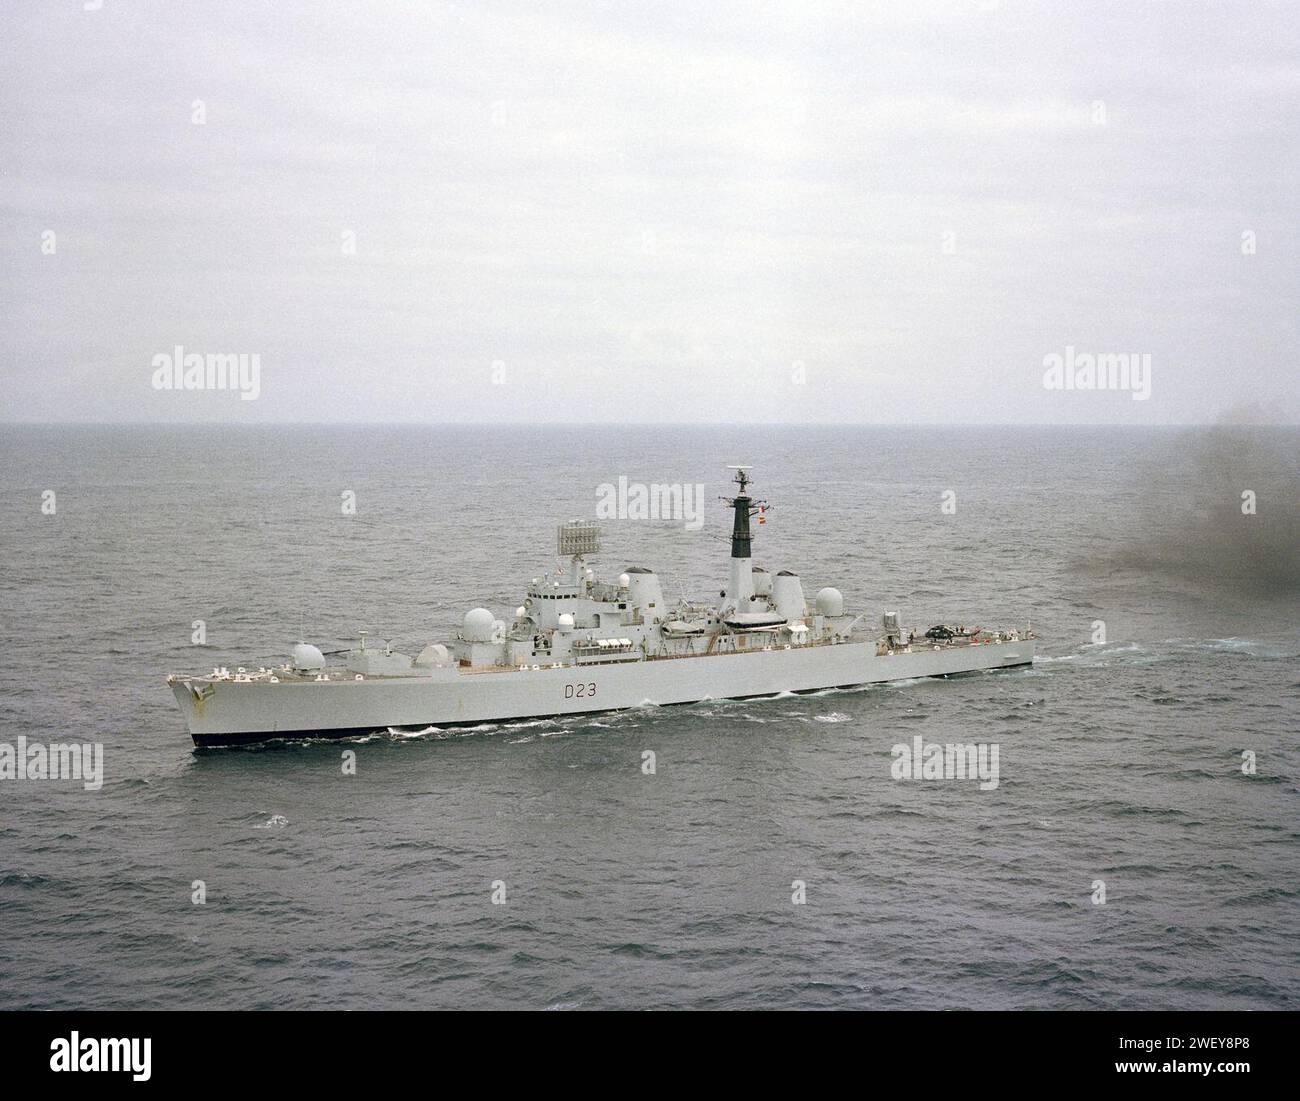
645,633,852,661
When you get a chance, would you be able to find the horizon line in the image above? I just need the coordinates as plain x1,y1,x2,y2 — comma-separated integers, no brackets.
2,420,1297,429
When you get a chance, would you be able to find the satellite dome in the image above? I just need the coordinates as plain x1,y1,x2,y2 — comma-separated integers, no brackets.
815,587,844,617
414,643,451,667
462,607,496,643
618,573,630,587
291,642,325,672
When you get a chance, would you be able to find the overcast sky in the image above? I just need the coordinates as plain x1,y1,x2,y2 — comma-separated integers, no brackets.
3,1,1296,424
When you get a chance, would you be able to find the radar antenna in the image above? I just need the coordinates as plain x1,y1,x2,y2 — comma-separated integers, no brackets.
557,519,600,559
556,519,600,587
725,464,752,494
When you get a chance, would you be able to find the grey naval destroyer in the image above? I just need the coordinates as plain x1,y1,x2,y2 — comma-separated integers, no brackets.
169,468,1034,747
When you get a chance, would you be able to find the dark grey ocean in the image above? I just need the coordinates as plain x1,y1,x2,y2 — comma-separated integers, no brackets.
0,424,1296,1010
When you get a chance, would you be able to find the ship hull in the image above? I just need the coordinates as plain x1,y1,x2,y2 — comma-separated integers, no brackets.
174,637,1034,748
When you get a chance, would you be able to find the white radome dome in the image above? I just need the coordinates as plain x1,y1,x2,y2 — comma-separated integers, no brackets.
462,607,496,643
618,573,630,588
291,642,325,672
414,643,451,667
815,587,845,617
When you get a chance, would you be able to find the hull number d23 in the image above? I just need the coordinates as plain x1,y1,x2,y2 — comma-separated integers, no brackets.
564,682,597,699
